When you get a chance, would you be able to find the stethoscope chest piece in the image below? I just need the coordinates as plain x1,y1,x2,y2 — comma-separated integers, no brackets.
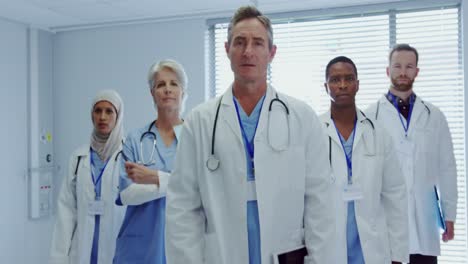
206,156,220,171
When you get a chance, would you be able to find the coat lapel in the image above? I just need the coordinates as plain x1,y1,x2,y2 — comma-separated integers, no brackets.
254,85,275,138
353,110,367,152
321,109,367,151
321,111,342,148
407,96,425,134
76,145,94,198
221,87,243,146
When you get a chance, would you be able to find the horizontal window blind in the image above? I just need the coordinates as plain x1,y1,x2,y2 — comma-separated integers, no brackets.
209,4,465,262
270,14,389,113
395,7,465,263
212,24,231,97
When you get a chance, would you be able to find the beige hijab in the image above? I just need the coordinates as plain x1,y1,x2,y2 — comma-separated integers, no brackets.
90,90,124,161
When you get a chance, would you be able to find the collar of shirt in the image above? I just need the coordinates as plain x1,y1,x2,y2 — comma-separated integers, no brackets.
386,91,417,119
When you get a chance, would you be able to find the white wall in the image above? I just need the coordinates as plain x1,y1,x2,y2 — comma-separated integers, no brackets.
0,16,207,264
53,18,206,191
0,17,28,263
0,18,54,263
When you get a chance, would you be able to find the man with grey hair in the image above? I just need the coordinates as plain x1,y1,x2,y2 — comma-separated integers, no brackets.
166,6,335,264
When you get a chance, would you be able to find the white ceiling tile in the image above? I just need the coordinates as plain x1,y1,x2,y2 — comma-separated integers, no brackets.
0,0,82,28
24,0,102,12
0,0,403,31
106,0,250,17
259,0,404,13
49,1,139,23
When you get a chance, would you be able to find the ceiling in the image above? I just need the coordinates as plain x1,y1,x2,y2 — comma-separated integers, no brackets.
0,0,404,32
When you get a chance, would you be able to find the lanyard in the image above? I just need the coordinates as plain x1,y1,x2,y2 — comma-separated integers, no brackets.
333,118,357,184
90,150,109,200
233,96,266,175
387,92,415,137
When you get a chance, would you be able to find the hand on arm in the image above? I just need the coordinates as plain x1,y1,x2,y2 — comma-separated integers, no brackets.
125,161,159,186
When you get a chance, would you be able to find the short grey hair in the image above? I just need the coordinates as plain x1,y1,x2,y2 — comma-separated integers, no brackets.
147,59,188,91
227,5,274,49
147,59,188,113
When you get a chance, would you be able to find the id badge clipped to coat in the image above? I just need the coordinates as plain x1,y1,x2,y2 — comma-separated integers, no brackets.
342,184,364,202
88,199,105,215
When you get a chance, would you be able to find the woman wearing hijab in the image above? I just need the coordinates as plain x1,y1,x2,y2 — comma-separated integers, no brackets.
113,59,187,264
49,90,126,264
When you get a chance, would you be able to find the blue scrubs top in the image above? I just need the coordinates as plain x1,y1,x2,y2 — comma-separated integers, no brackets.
234,96,265,264
113,122,177,264
338,130,365,264
90,149,106,264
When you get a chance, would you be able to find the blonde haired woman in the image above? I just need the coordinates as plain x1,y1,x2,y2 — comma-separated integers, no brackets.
113,59,187,264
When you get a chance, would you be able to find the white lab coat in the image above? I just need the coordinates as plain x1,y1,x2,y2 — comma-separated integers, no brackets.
366,95,458,256
320,110,408,263
165,86,336,264
49,144,126,264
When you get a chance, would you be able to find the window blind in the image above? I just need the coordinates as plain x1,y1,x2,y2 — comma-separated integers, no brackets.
395,8,465,263
208,4,465,263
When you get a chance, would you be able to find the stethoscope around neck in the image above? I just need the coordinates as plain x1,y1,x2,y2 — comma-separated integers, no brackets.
206,93,290,171
327,110,376,166
137,121,160,166
120,121,163,167
374,96,431,127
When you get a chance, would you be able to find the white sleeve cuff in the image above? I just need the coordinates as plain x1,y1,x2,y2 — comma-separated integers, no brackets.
158,171,170,196
119,170,170,205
